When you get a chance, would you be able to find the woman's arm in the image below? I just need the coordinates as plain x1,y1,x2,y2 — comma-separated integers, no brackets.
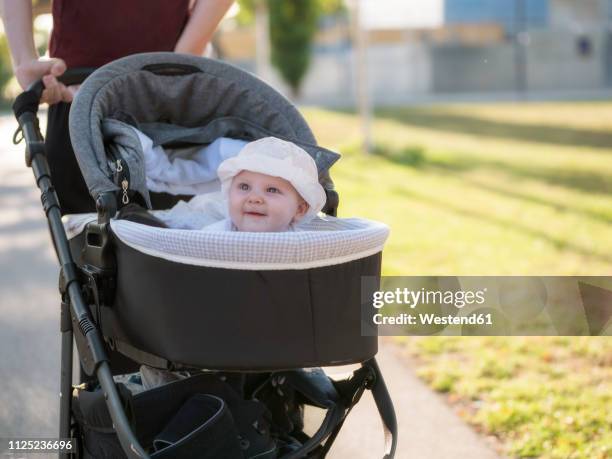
1,0,73,103
174,0,234,56
1,0,37,68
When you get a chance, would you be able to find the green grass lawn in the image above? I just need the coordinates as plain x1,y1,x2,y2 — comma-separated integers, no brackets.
302,102,612,459
303,102,612,276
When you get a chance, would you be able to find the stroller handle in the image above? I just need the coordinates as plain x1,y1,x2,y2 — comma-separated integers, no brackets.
12,68,95,122
26,67,96,102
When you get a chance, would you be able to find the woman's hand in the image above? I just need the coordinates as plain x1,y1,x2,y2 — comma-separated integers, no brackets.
2,1,79,104
15,57,76,104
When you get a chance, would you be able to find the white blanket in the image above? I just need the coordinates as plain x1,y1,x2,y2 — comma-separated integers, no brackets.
131,128,247,196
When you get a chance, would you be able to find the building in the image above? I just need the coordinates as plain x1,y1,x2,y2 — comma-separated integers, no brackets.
444,0,549,33
218,0,612,105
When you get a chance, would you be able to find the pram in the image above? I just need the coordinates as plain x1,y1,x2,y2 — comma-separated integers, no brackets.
12,53,397,458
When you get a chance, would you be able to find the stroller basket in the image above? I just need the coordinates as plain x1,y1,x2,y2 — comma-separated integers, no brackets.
12,53,397,458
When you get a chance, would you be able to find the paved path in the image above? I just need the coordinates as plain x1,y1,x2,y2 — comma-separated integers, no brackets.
324,342,502,458
0,114,501,458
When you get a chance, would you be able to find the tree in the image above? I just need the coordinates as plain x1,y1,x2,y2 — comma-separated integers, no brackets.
237,0,345,96
0,35,13,100
237,0,344,25
236,0,256,26
267,0,318,96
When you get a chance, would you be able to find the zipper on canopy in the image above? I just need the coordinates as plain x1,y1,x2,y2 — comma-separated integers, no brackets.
107,151,131,207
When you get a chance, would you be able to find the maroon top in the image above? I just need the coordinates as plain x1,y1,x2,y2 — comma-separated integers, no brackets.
49,0,191,68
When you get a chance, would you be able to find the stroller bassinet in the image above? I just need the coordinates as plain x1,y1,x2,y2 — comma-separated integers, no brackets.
12,53,397,458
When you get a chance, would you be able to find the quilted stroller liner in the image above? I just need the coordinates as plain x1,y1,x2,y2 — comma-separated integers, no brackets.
11,52,397,458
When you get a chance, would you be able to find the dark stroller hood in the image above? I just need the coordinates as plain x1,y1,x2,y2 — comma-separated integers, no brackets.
68,52,339,207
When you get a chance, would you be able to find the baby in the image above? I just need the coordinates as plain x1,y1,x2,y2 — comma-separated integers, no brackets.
204,137,326,232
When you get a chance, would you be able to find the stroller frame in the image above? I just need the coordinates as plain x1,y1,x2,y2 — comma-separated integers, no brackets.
12,69,397,459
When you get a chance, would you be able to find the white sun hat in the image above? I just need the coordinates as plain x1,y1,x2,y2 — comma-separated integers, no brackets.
217,137,327,222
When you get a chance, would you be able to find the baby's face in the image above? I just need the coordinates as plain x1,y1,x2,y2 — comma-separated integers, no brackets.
228,170,308,232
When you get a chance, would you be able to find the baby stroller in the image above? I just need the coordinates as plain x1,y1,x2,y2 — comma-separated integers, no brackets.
12,53,396,458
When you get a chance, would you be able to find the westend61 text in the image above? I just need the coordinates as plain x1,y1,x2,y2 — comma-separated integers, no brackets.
373,312,493,326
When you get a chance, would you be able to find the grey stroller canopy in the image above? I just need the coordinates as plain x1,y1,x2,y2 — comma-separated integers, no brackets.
68,52,339,208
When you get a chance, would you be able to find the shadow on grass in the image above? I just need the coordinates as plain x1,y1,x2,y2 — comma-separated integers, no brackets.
451,176,612,225
375,107,612,151
431,155,612,196
370,144,427,167
364,144,612,250
391,184,612,265
368,142,612,197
